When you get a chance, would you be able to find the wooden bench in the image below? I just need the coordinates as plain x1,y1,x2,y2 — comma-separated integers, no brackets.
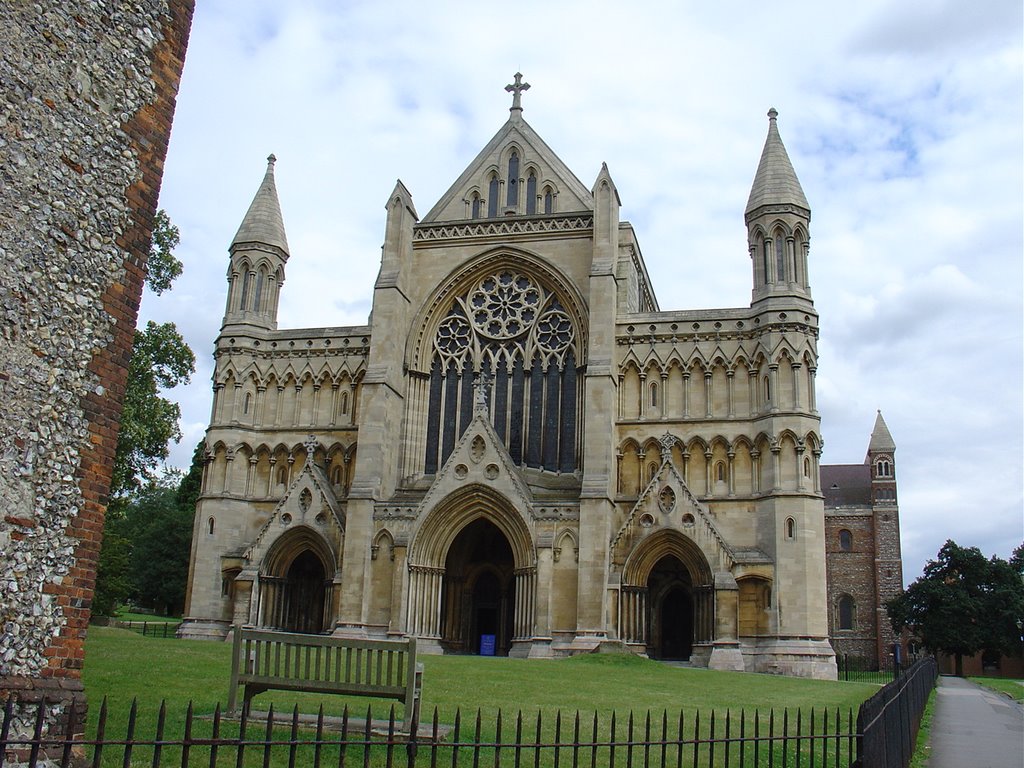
228,627,421,731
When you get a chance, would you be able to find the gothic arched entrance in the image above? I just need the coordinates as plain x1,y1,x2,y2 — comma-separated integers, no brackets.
281,551,327,634
406,485,536,655
648,556,694,660
619,530,715,659
440,518,515,655
258,528,336,634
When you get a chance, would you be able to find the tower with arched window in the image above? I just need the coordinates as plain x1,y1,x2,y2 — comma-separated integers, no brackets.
222,154,288,333
181,77,849,680
821,411,905,668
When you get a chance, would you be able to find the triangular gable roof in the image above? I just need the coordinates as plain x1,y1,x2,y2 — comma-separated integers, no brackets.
611,434,736,573
416,401,534,519
422,113,595,222
243,454,345,564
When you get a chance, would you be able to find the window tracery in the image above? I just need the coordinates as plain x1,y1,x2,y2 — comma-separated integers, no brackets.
424,268,580,474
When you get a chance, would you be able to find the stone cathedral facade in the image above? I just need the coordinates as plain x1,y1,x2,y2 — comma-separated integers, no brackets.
181,78,846,678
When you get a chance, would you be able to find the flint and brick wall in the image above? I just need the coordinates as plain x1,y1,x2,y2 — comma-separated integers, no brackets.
0,0,193,748
824,513,879,663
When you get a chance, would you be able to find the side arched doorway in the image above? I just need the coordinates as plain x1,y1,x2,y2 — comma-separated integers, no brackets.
258,528,336,634
648,556,694,660
440,519,515,655
619,530,714,660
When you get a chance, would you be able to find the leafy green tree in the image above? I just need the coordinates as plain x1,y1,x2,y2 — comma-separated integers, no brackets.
145,209,183,295
125,480,195,616
887,540,1024,675
109,208,195,498
176,440,206,512
1011,543,1024,574
92,510,132,617
110,321,195,497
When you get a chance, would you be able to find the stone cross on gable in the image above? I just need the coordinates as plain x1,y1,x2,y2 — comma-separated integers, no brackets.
659,432,678,462
304,434,319,462
505,72,530,112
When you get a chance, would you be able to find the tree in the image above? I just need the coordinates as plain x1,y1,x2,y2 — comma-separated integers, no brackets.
125,479,195,616
109,209,195,498
887,539,1024,675
110,321,195,497
145,208,183,295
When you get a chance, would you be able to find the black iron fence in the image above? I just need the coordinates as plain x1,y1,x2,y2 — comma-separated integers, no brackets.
854,656,938,768
116,620,181,638
837,654,901,685
1,660,938,768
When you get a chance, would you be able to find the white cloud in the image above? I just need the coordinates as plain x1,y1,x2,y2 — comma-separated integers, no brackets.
151,0,1024,583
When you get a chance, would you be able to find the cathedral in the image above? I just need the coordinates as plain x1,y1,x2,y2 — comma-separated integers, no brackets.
180,76,900,679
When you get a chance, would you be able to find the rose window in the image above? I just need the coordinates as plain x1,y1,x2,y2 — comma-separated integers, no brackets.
469,271,540,339
425,266,581,475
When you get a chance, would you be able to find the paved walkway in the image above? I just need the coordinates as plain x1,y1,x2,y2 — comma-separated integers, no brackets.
927,676,1023,768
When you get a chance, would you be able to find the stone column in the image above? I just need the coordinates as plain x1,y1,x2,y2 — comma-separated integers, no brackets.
708,573,744,671
388,545,408,636
791,362,803,410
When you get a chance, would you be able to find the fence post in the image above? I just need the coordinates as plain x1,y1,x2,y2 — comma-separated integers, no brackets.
228,625,242,713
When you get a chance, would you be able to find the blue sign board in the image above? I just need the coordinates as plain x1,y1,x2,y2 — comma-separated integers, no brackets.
480,634,496,656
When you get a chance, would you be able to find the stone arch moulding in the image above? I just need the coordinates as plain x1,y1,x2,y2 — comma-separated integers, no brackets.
261,524,338,578
405,246,590,373
621,528,714,589
408,483,535,570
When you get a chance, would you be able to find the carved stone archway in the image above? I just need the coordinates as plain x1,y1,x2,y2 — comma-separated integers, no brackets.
619,530,715,656
257,525,336,633
407,484,536,654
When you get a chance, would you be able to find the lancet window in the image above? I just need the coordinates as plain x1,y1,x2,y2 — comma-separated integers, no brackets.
506,152,519,207
424,269,581,474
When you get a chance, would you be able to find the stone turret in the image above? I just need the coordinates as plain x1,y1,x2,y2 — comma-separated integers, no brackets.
223,154,289,331
865,410,902,664
746,109,813,304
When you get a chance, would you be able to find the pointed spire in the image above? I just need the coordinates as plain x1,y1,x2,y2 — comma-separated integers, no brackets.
745,108,809,220
232,154,290,256
868,410,896,453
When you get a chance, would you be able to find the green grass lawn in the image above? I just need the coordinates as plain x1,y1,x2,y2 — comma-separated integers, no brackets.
83,626,875,719
79,627,878,766
908,689,936,768
969,676,1024,701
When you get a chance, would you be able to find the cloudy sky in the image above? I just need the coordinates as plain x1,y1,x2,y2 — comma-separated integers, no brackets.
151,0,1023,583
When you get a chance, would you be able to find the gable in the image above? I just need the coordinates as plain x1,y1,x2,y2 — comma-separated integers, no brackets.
422,115,594,222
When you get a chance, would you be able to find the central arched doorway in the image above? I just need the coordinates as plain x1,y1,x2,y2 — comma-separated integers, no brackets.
648,556,694,659
440,518,515,655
